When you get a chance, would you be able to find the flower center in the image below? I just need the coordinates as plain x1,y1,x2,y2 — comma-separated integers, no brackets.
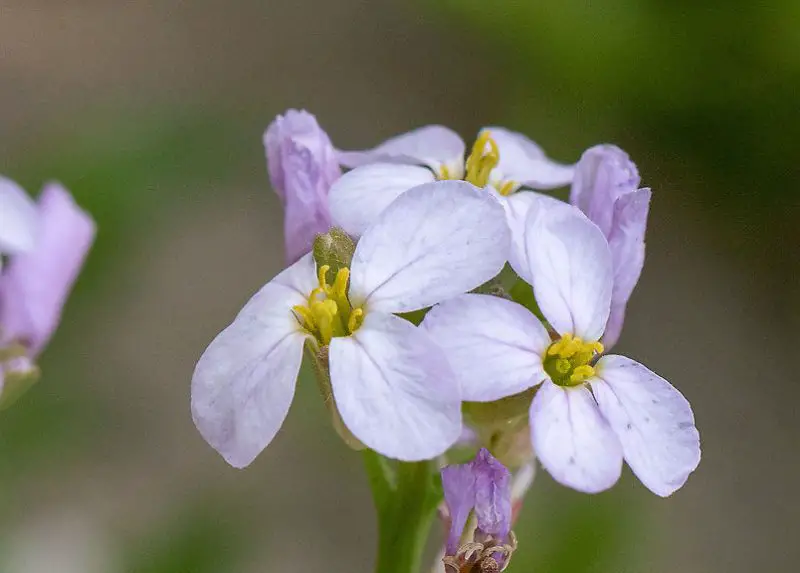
436,132,518,196
543,334,604,387
292,264,364,346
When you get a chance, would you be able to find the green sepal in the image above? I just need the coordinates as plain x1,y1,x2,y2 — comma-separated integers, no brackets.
0,366,40,410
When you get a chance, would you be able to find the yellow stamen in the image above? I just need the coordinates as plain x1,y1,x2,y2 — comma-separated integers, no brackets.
438,164,453,180
543,334,603,387
465,131,500,188
348,308,364,333
497,180,517,196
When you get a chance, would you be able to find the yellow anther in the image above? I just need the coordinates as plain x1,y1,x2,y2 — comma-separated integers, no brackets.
332,267,350,300
543,333,603,387
497,180,518,196
347,308,364,334
570,365,596,384
438,164,454,180
317,264,331,289
465,131,500,188
292,305,316,330
292,264,363,345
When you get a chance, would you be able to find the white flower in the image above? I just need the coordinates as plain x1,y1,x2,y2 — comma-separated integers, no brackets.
330,125,574,238
423,201,700,496
191,181,511,467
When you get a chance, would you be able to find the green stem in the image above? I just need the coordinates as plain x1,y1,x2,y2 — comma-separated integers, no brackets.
363,450,443,573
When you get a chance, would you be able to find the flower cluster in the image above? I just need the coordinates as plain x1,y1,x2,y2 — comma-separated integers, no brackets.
0,177,95,407
191,110,700,501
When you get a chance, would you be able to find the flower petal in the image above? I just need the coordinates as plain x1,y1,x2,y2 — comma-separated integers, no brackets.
603,188,651,349
483,127,575,189
348,180,510,313
422,293,549,402
0,176,38,255
496,189,563,283
530,380,623,493
569,144,640,237
264,110,340,263
328,163,435,237
338,125,465,174
190,255,316,468
472,448,512,541
329,312,461,461
591,355,701,497
441,461,476,554
0,184,95,354
524,201,612,340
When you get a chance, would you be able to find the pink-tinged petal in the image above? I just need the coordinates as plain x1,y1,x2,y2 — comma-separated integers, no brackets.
348,181,510,314
264,110,341,263
328,163,435,237
524,201,612,341
0,176,39,254
496,189,563,284
190,255,316,468
472,448,512,541
569,144,640,237
441,461,476,554
329,312,461,461
591,355,700,497
0,184,95,354
603,188,651,349
338,125,465,174
530,380,623,493
482,127,575,190
422,294,549,402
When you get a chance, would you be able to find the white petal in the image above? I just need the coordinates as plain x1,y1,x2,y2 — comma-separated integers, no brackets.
190,255,316,468
329,312,461,461
338,125,465,173
530,380,623,493
524,201,612,340
483,127,575,189
496,190,563,284
422,293,549,402
349,180,510,314
591,355,701,497
328,163,434,237
0,176,39,254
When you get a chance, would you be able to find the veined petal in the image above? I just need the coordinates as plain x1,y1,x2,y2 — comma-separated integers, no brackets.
0,183,95,354
591,355,700,497
482,127,575,189
422,294,549,402
530,380,623,493
472,448,512,541
441,461,477,554
496,189,563,284
348,181,510,314
603,188,651,349
569,144,640,237
328,163,435,237
524,201,612,341
329,312,461,461
338,125,465,173
0,176,38,254
190,255,316,468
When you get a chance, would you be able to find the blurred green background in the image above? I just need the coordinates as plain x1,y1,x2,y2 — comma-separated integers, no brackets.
0,1,797,571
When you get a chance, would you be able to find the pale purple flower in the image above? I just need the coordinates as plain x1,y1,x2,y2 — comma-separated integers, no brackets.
0,176,39,257
330,125,574,238
264,109,341,264
191,181,510,467
570,145,651,349
424,201,700,496
442,448,512,555
0,182,95,355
